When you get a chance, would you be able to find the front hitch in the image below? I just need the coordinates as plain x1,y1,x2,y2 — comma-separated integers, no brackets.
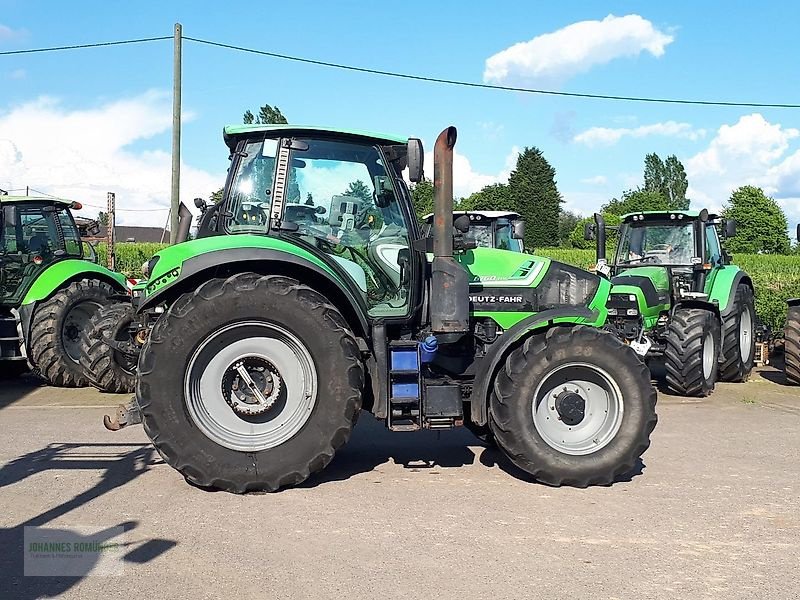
103,398,143,431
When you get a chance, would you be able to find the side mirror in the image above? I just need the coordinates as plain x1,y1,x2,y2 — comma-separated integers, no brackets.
511,219,525,240
194,197,208,212
407,138,424,183
453,214,471,233
584,222,595,241
724,218,737,238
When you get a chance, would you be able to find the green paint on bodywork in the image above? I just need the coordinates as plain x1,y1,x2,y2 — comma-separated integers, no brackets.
0,195,73,206
614,266,670,292
707,264,748,313
21,259,127,305
143,234,339,299
611,266,671,325
459,248,549,286
223,124,407,146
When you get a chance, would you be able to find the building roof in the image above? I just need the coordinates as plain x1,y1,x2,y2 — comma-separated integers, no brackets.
98,225,169,243
223,124,408,150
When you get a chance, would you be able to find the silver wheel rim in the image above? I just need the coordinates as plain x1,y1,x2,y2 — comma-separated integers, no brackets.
185,321,317,452
62,301,101,362
532,362,624,456
703,330,715,380
739,307,753,363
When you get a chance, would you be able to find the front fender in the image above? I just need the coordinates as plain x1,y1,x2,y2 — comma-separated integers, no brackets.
469,307,598,426
21,260,128,305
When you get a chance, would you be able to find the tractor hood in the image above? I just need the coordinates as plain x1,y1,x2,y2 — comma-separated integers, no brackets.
609,266,671,321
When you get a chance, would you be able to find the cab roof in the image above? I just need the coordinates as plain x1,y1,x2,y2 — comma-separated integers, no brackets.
422,210,521,222
0,195,74,206
223,124,408,151
621,209,719,222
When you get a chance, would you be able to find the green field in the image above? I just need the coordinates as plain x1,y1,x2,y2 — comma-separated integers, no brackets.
93,242,799,333
538,247,800,333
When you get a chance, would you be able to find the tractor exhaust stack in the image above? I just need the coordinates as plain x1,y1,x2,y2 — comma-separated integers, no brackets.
430,126,469,338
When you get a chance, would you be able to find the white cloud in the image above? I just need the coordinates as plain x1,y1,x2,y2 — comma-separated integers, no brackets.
574,121,706,147
422,146,519,199
0,23,26,42
484,14,673,87
0,92,223,227
581,175,607,185
8,68,26,80
685,113,800,223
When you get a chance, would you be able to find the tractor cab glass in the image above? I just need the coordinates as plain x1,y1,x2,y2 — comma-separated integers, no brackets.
616,222,695,266
284,138,412,318
227,138,278,232
492,218,523,252
0,202,82,304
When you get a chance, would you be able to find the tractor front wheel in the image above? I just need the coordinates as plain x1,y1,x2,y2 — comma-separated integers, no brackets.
786,304,800,385
80,302,139,393
664,308,720,397
29,279,116,387
489,326,657,487
137,273,363,493
720,285,756,382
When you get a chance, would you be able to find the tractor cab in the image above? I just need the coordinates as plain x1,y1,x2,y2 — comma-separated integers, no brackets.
0,196,85,307
423,210,525,252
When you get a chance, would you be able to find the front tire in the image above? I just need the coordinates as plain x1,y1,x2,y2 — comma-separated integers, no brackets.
137,273,363,493
29,279,116,387
720,285,756,382
80,302,139,393
786,304,800,385
664,308,720,397
489,326,657,487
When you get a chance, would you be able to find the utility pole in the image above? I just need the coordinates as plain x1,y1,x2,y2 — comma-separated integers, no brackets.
169,22,182,244
107,192,116,270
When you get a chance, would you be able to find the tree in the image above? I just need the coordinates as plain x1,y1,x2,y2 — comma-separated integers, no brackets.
460,183,513,212
97,211,109,227
305,192,314,206
722,186,790,254
343,180,372,203
602,188,672,215
507,147,562,248
642,152,689,210
410,179,434,223
558,209,580,247
243,104,288,125
569,213,622,250
210,189,224,204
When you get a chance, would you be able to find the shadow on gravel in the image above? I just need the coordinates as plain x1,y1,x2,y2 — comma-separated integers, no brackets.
0,442,175,599
0,372,47,410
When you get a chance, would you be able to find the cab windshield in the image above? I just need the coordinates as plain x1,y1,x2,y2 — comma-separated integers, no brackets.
616,222,695,266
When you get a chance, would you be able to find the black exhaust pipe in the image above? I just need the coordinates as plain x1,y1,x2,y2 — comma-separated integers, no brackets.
175,202,193,244
593,212,606,261
430,126,469,338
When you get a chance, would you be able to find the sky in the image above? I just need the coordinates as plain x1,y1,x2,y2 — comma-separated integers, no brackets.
1,1,799,239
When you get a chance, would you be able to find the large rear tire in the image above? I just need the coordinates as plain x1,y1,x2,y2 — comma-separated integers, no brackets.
664,308,720,397
489,326,657,487
137,273,363,493
80,302,138,393
29,279,117,387
786,304,800,385
719,285,756,382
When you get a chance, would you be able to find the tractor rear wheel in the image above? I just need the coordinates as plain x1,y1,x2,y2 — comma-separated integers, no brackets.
80,302,138,393
29,279,116,387
137,273,363,493
720,285,756,382
489,326,657,487
786,304,800,385
664,308,720,397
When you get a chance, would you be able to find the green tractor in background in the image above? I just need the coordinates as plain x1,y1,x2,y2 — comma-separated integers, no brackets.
0,195,129,385
586,210,754,397
422,210,526,252
784,224,800,386
102,123,657,492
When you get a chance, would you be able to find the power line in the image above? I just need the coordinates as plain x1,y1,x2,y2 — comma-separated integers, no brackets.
0,36,171,56
184,36,800,109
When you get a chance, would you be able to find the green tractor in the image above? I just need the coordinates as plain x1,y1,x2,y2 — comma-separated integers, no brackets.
422,210,526,252
102,124,657,492
784,225,800,386
585,210,754,396
0,195,129,385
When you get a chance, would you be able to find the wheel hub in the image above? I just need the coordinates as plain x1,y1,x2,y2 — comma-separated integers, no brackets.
554,389,586,426
221,357,282,416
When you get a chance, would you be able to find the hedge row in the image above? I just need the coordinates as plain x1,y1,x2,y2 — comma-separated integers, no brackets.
539,247,800,333
94,243,167,279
